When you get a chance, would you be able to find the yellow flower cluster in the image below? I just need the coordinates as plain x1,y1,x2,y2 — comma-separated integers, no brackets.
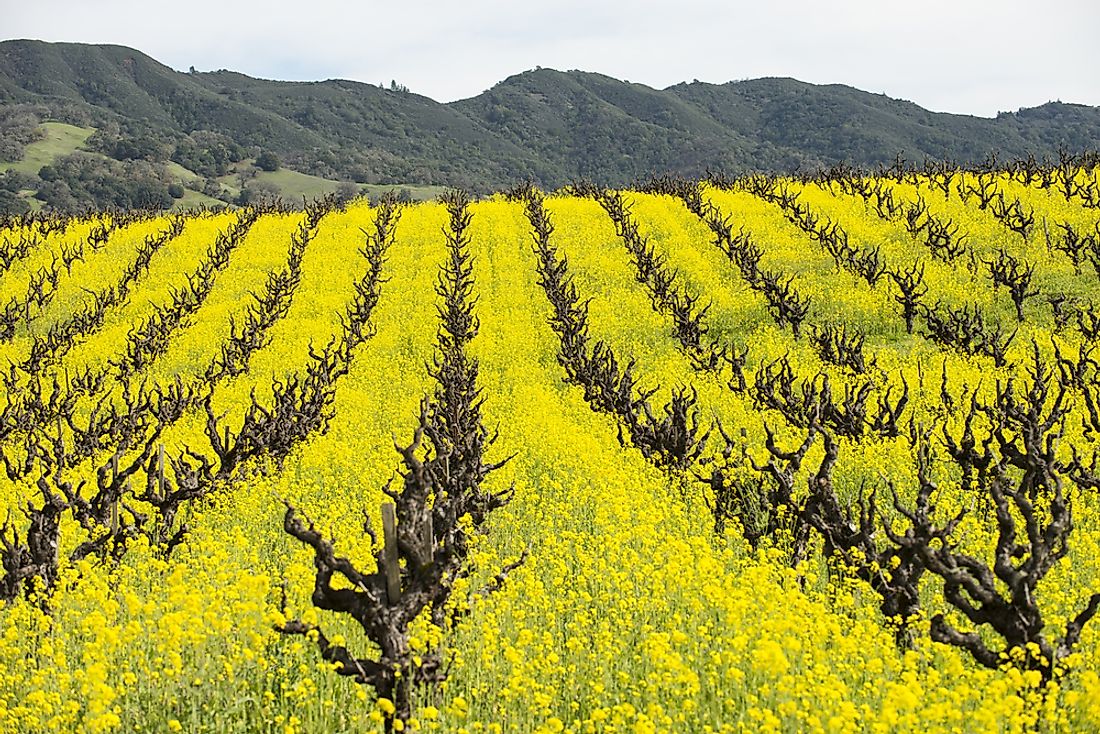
0,171,1097,733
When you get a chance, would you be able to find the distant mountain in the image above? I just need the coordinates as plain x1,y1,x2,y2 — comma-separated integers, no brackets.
1,39,1099,210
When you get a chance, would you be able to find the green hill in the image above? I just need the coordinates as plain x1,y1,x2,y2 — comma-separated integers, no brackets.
1,39,1099,212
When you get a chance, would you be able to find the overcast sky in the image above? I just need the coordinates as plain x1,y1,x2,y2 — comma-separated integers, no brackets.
3,0,1098,117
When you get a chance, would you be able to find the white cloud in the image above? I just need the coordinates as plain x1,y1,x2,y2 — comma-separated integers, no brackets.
3,0,1097,116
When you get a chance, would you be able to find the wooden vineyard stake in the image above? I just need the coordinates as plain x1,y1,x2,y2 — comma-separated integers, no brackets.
381,503,401,605
112,480,130,536
157,444,166,500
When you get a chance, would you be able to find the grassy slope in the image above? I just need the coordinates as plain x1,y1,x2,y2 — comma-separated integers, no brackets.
164,161,204,186
164,161,225,209
0,124,224,208
171,188,224,210
0,121,94,175
1,122,442,209
254,168,342,199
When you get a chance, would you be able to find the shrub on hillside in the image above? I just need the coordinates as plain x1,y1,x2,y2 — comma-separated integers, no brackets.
255,150,280,172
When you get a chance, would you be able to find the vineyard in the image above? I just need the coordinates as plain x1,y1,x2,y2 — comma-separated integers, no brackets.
1,155,1100,733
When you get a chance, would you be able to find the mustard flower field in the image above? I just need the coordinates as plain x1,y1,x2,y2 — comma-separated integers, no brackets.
1,160,1099,733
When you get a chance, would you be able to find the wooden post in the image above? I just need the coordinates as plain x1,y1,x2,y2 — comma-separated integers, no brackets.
157,444,166,499
112,480,130,535
423,513,434,554
111,452,119,484
381,503,400,606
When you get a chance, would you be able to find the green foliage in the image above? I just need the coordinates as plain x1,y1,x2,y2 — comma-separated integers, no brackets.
0,104,46,162
32,153,174,210
0,169,34,192
0,188,29,215
107,135,164,161
254,150,279,172
236,180,282,206
170,132,245,178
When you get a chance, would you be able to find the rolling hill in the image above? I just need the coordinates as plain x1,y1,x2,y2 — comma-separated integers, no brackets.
1,39,1099,211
